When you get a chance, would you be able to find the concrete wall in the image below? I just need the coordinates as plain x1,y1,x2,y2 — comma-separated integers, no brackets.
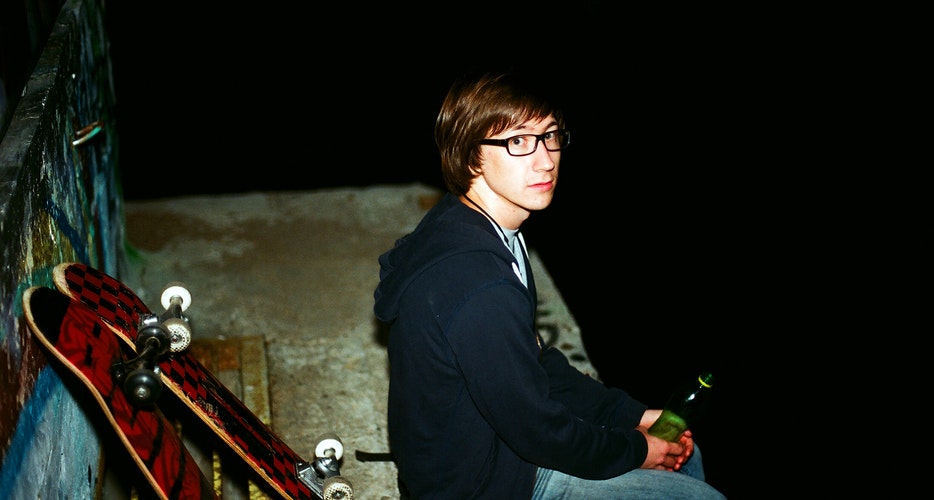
0,0,123,497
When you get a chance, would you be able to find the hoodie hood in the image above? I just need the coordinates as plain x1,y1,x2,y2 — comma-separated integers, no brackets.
373,192,517,325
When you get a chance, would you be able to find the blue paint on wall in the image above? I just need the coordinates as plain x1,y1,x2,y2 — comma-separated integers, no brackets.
0,267,54,364
45,198,91,265
0,366,100,499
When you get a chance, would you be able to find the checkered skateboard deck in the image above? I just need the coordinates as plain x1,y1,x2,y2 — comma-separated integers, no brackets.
52,262,353,500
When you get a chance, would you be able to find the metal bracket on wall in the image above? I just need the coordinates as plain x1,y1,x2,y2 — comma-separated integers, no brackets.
72,120,103,146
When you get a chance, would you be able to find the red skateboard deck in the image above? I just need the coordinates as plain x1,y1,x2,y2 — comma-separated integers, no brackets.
21,286,217,500
52,262,353,500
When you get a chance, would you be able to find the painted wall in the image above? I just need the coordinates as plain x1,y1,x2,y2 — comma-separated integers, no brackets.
0,0,124,497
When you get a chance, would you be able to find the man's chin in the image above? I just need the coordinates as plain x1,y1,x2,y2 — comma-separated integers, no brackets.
527,194,555,211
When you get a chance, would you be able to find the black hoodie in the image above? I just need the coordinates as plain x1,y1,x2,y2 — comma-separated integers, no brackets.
374,193,649,499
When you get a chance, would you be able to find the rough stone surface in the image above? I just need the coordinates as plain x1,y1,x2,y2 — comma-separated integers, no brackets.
123,184,593,499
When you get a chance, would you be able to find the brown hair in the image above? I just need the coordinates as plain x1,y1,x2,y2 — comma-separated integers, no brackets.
434,69,566,195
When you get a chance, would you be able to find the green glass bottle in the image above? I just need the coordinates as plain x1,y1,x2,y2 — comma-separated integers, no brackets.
647,372,714,442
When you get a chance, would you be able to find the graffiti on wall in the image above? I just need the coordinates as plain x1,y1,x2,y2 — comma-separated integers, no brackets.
0,0,123,497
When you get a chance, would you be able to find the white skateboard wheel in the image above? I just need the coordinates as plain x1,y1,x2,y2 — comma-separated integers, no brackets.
322,476,353,500
315,434,344,461
162,318,192,352
161,282,191,312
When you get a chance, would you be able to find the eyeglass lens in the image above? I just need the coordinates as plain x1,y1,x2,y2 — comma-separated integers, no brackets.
508,130,569,155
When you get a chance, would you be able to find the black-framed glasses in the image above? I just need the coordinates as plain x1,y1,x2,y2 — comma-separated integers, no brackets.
479,129,570,157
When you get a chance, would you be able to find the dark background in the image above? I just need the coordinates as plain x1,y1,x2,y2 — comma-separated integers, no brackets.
107,4,811,497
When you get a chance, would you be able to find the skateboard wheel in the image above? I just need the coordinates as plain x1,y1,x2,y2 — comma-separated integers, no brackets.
315,434,344,461
322,476,353,500
124,367,163,405
137,324,171,356
162,318,192,352
160,282,191,312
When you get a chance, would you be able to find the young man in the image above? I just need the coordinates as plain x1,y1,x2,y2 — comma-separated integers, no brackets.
373,69,725,499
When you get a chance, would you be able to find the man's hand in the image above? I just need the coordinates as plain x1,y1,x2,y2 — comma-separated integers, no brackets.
637,423,695,471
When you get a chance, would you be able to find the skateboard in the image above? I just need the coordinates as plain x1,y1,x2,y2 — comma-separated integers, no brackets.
51,262,354,500
21,286,218,500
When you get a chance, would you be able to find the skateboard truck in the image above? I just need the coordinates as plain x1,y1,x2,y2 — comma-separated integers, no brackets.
113,282,194,406
112,316,172,406
296,434,354,499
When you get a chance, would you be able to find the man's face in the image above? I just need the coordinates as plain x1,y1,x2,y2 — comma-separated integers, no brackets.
476,115,561,226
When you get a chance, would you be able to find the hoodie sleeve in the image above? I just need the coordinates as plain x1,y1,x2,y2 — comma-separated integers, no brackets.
539,345,647,430
444,271,648,479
